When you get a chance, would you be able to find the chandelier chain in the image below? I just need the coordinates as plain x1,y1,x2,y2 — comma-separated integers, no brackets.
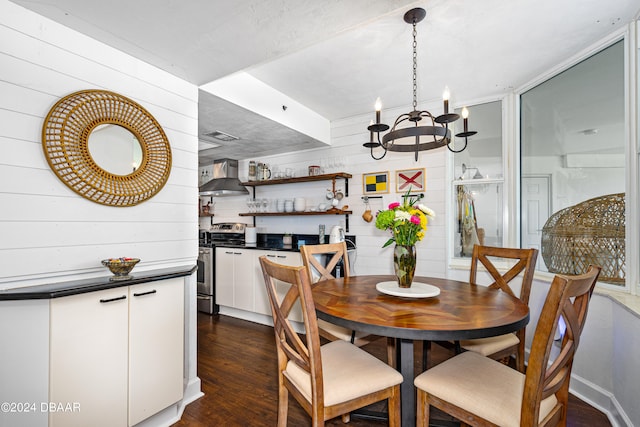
412,21,418,110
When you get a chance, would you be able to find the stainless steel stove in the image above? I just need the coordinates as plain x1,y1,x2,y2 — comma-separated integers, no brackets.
209,222,247,246
197,223,248,314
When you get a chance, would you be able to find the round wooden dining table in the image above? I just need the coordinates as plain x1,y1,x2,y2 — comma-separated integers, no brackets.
311,275,529,427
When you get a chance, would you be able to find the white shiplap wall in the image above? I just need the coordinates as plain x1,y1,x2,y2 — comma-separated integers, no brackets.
0,0,198,288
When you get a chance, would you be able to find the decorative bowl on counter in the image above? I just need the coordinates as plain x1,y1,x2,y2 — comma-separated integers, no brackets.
101,257,140,280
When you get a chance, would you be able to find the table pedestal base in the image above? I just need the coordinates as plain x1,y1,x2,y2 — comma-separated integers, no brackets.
398,338,415,426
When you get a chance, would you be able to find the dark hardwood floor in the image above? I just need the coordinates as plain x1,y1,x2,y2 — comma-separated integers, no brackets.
173,313,611,427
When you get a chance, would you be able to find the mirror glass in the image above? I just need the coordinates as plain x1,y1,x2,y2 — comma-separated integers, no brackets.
89,124,143,175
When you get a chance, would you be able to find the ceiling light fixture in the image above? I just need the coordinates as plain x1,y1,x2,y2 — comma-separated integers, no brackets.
364,8,477,161
204,130,239,142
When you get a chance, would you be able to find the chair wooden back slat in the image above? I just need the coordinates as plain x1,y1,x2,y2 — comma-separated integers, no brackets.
300,242,351,283
470,244,539,304
300,243,396,365
521,265,601,425
259,255,402,426
259,256,321,390
463,245,539,372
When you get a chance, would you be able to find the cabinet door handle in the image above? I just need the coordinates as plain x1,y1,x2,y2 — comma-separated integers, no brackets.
100,295,127,303
277,255,287,259
133,290,157,297
233,252,242,255
266,254,276,258
225,251,234,254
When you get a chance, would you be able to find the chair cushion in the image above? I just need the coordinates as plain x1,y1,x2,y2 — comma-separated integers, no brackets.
317,319,374,346
414,351,558,427
285,340,403,406
459,332,520,356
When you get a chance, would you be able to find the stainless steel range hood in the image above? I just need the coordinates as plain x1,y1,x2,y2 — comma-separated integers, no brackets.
199,159,249,197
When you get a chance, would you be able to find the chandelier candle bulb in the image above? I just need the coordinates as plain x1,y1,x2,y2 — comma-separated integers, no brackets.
443,86,451,114
462,107,469,132
375,97,382,123
455,107,476,141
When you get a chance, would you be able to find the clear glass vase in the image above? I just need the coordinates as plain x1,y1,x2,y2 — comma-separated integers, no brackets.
393,244,416,288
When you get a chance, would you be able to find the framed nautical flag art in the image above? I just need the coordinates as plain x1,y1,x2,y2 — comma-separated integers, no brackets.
363,171,390,195
396,168,425,193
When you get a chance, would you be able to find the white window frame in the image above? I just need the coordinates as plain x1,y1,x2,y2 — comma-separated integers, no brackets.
448,22,638,296
447,95,510,270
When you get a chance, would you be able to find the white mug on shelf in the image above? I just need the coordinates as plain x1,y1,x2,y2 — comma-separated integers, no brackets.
294,197,305,212
284,199,294,212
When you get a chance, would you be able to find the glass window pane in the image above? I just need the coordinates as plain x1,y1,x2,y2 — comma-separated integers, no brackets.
521,41,625,285
454,182,504,258
453,101,503,180
452,101,504,259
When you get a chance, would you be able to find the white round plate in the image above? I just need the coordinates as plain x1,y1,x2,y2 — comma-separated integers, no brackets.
376,281,441,298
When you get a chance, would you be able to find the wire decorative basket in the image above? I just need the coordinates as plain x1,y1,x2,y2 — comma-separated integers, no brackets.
541,193,625,284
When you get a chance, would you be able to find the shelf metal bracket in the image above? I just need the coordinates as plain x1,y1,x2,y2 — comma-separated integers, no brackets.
402,193,424,200
251,187,256,227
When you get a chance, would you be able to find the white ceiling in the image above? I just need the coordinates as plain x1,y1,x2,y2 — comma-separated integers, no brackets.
10,0,639,162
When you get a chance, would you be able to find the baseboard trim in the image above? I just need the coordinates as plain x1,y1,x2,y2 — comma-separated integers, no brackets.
133,377,203,427
569,373,631,427
218,306,305,333
182,376,204,407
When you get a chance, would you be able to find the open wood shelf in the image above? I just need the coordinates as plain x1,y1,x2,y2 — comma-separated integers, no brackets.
240,172,351,187
242,172,352,231
239,210,352,217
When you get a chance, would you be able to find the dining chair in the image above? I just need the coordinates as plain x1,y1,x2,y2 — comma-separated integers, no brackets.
432,244,538,372
259,255,403,427
414,265,601,427
300,243,395,365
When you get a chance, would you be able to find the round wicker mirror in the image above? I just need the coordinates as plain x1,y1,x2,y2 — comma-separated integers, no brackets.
42,90,171,206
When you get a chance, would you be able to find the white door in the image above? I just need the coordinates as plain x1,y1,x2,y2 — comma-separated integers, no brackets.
233,250,255,312
215,248,236,307
521,175,551,272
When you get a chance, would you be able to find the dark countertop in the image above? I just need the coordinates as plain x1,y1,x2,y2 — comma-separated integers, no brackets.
213,233,357,253
214,242,300,251
0,265,197,301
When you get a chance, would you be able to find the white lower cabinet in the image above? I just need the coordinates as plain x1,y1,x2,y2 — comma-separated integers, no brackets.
216,248,303,321
215,248,254,311
49,278,184,427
